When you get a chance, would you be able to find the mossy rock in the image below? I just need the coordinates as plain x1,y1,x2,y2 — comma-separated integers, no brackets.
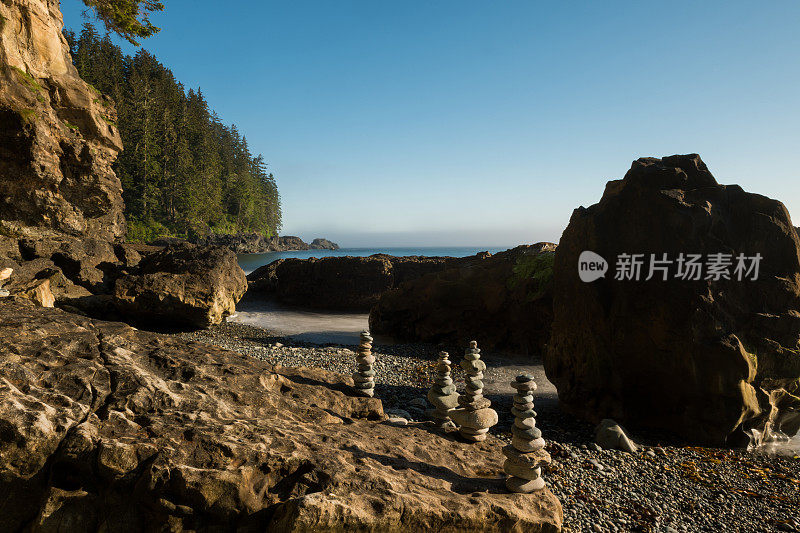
508,251,555,301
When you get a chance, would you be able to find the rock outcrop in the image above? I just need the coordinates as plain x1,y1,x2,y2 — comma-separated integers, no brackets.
0,0,125,241
370,245,556,354
248,254,475,311
190,233,339,254
546,154,800,446
114,243,247,328
309,237,339,250
0,299,563,532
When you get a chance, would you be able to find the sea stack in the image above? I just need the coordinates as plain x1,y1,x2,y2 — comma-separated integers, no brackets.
352,331,376,397
427,351,460,427
450,340,498,441
503,374,547,493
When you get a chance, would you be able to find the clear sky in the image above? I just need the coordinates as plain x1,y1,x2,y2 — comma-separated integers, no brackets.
61,0,800,247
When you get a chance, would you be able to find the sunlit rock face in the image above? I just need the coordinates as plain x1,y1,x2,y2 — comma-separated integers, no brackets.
0,0,125,241
546,154,800,447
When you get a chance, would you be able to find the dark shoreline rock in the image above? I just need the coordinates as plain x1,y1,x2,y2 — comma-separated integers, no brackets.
545,154,800,446
247,253,486,311
369,244,557,355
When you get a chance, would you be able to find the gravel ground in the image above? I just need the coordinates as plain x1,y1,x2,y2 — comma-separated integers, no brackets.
175,321,800,533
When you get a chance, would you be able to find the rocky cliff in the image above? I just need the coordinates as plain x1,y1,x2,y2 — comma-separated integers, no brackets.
0,0,125,241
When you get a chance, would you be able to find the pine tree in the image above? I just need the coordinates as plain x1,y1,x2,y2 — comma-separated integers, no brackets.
66,29,283,242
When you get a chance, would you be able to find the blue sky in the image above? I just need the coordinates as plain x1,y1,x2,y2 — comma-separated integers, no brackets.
61,0,800,247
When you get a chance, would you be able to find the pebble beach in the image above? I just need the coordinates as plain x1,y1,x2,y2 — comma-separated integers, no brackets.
176,322,800,533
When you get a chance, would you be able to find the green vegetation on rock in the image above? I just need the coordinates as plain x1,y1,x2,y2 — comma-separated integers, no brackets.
18,108,38,123
508,251,555,301
10,66,44,94
65,25,282,243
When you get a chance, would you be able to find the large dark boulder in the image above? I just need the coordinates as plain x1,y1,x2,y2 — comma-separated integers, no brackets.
0,299,563,532
369,244,556,355
114,243,247,328
545,154,800,446
248,254,467,310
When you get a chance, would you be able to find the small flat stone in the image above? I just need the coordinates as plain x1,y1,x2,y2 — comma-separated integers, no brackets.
431,384,457,396
450,407,498,429
512,425,542,440
511,407,537,419
458,396,490,410
461,359,487,373
502,445,551,466
515,374,535,383
466,372,484,382
357,355,376,365
513,402,535,411
513,394,534,403
385,417,408,427
511,381,537,392
503,460,541,480
465,379,484,390
512,435,545,453
514,417,536,430
506,476,545,493
464,352,480,361
459,427,490,436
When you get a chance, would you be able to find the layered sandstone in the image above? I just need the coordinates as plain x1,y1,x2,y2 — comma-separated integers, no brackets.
0,300,563,531
0,0,125,241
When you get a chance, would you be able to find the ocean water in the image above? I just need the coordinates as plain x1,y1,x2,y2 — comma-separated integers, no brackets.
237,246,505,274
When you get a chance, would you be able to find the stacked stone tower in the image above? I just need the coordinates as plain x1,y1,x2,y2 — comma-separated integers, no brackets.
450,341,498,441
427,351,460,427
352,331,376,397
503,374,548,492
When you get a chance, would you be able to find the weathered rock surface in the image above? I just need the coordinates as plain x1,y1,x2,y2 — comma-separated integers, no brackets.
0,0,125,241
546,154,800,446
370,245,556,354
248,254,476,310
114,243,247,328
0,300,562,532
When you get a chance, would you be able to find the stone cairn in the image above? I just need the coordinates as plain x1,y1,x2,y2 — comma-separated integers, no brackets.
426,351,459,427
352,331,376,397
503,374,547,493
450,340,498,441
